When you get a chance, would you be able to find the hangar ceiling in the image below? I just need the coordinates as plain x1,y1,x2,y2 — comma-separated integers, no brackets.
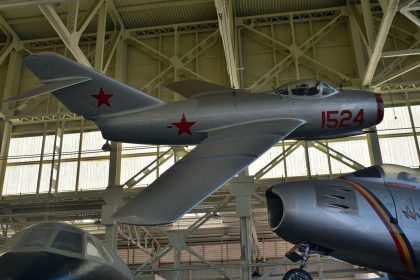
0,0,418,279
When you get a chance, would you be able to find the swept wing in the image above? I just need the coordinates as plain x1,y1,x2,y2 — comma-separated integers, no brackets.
112,118,305,225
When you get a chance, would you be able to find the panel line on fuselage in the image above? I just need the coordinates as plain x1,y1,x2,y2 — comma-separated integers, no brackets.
341,178,418,276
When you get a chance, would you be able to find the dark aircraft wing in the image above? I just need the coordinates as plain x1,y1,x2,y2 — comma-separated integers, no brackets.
112,118,305,225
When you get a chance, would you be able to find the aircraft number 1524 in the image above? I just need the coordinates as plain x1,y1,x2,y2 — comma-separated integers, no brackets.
321,109,365,129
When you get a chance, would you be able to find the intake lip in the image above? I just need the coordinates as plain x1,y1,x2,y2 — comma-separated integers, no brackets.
265,186,284,231
375,93,384,125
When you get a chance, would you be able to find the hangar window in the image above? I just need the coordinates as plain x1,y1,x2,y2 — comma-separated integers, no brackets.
51,231,82,254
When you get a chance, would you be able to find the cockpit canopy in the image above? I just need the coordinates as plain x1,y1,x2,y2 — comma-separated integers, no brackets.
274,80,339,97
345,164,420,187
0,222,114,263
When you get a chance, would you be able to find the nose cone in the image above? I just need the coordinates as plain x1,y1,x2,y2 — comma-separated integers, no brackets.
375,93,384,125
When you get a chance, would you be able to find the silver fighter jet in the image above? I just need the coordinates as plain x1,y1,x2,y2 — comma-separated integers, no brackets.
266,164,420,280
0,222,133,280
9,53,384,225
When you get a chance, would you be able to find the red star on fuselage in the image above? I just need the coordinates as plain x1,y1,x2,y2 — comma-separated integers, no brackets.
172,114,196,136
92,87,114,108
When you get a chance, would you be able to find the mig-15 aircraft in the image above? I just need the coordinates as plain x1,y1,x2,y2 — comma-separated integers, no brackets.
267,164,420,280
8,53,384,225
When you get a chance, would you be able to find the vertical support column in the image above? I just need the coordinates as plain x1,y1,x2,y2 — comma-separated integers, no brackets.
75,119,84,192
348,7,383,166
49,122,64,194
102,185,123,252
167,233,186,280
367,129,383,165
361,0,376,49
215,0,240,88
0,50,22,196
102,37,125,251
109,39,125,187
240,216,252,280
103,142,122,252
405,92,420,163
108,141,122,188
326,141,333,179
174,28,179,82
95,1,107,72
174,248,181,280
66,0,79,33
229,176,257,280
304,141,311,178
348,7,367,86
36,127,47,194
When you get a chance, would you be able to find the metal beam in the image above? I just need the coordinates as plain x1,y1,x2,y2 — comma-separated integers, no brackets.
78,0,105,36
117,0,212,13
103,30,123,74
94,1,107,72
400,0,420,27
0,43,16,66
105,0,124,30
244,12,344,90
39,4,92,67
374,80,420,93
140,29,220,93
0,51,23,196
348,6,367,85
382,48,420,58
215,0,240,88
374,58,420,86
362,0,399,87
0,0,73,9
361,0,376,48
66,0,79,34
0,14,19,40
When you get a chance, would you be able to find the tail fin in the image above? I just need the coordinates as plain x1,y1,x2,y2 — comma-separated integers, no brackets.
21,53,164,118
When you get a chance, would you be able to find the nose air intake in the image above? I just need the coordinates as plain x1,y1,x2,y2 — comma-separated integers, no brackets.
266,187,284,230
375,94,384,125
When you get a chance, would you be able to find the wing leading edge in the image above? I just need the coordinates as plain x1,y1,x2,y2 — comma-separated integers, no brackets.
112,118,305,225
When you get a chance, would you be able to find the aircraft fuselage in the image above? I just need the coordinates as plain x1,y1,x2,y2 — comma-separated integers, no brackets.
97,89,382,145
267,165,420,279
0,252,131,280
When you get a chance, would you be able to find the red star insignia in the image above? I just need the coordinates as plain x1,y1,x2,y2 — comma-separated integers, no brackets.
92,87,114,108
172,114,196,136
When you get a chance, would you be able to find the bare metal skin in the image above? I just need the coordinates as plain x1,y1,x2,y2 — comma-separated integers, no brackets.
267,165,420,280
13,53,383,225
0,222,133,280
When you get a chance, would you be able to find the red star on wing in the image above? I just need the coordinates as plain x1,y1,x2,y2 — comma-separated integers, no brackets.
92,87,114,108
172,114,196,136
